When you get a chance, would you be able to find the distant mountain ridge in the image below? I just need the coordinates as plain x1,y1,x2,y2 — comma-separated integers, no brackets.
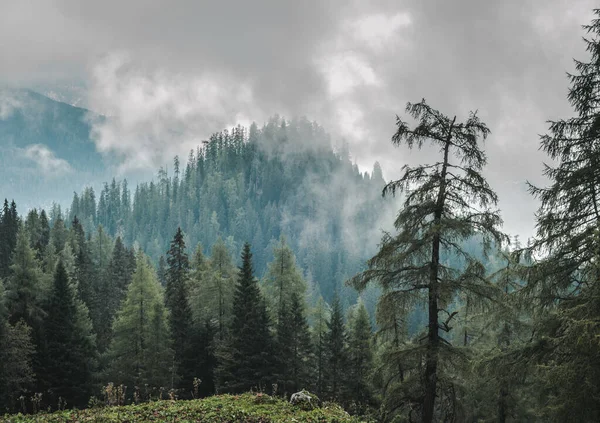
0,88,115,210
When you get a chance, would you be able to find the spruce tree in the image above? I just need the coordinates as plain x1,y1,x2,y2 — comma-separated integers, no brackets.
326,293,348,402
0,281,35,411
42,260,95,408
187,244,219,397
347,300,374,414
49,216,68,253
0,199,19,279
157,255,167,287
207,238,236,340
165,227,195,391
221,243,274,393
350,99,506,422
71,217,98,327
312,296,330,398
275,292,312,395
97,236,135,353
38,210,50,255
0,320,35,412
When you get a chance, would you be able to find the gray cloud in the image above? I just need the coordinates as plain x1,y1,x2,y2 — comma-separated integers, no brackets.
22,144,73,175
0,0,596,239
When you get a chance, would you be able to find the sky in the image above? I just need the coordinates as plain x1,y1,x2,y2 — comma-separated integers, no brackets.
0,0,597,240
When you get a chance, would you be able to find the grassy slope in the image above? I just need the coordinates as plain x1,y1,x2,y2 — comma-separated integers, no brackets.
1,393,364,423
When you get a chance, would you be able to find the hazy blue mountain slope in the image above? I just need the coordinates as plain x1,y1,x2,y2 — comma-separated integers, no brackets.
0,89,111,209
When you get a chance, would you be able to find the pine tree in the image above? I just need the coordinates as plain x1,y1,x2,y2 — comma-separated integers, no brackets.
275,291,313,395
346,300,374,414
165,227,195,391
326,293,347,402
42,260,95,408
105,251,173,390
220,243,274,393
524,11,600,420
350,99,506,422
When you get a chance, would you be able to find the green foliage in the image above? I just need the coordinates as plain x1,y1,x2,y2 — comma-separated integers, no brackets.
275,292,313,395
311,296,330,398
41,260,96,408
326,294,348,402
1,393,364,422
263,236,307,321
523,9,600,421
5,227,45,328
67,118,392,305
220,243,275,393
350,99,507,422
104,252,173,391
0,200,19,279
165,227,196,392
191,238,236,340
97,236,135,353
346,300,374,414
0,319,35,412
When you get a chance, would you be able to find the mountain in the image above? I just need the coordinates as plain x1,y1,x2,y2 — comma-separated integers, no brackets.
0,89,111,210
65,117,394,306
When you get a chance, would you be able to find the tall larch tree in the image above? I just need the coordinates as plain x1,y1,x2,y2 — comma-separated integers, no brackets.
350,99,506,422
263,236,307,321
105,251,173,390
5,227,45,328
525,10,600,421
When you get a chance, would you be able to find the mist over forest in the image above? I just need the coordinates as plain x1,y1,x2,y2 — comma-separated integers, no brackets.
2,2,600,423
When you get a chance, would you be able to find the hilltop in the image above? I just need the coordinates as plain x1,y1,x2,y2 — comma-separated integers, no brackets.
1,393,365,423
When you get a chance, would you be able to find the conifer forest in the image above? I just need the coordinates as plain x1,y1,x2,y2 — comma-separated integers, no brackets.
2,3,600,423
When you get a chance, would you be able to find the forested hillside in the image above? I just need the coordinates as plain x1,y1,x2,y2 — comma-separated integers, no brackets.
66,116,393,306
3,8,600,423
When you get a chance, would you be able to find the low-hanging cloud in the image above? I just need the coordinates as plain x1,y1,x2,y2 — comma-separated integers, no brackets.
22,144,73,175
88,52,258,172
1,0,597,239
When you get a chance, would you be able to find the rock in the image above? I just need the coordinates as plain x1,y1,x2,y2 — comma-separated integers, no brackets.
290,390,319,410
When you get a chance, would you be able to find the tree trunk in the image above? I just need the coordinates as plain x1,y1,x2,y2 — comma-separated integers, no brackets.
423,118,454,423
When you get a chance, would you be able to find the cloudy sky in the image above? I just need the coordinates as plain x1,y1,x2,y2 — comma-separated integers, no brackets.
0,0,596,239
